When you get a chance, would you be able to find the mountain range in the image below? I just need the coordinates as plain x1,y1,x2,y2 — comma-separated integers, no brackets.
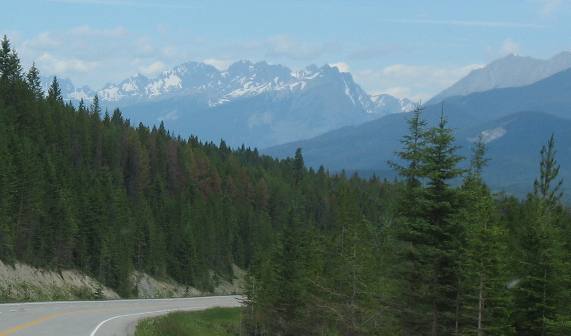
266,52,571,196
43,51,571,195
43,61,414,148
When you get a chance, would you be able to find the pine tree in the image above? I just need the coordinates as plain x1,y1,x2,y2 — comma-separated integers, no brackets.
47,76,63,104
0,35,22,84
390,104,427,189
391,109,465,336
256,207,311,335
423,112,465,335
91,94,101,116
533,134,563,206
0,36,23,106
512,135,571,335
458,138,513,335
26,63,43,99
293,148,304,186
389,105,433,335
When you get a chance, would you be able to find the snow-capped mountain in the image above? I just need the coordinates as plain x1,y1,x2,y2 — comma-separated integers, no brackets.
41,76,96,102
428,51,571,104
41,61,412,148
94,61,404,114
44,60,411,116
370,94,415,115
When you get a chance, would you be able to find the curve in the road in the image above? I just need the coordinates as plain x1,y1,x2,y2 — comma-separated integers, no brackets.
0,295,242,336
88,307,200,336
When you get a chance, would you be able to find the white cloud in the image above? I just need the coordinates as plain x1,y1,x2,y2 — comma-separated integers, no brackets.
208,35,338,64
329,62,350,73
264,35,336,61
23,32,61,49
70,25,128,38
14,26,184,87
203,58,232,70
139,61,167,77
500,38,520,55
381,64,483,82
16,29,341,88
36,53,97,73
355,63,483,101
383,87,416,100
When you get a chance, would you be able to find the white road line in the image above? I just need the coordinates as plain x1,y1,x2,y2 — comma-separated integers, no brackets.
0,295,240,307
89,307,201,336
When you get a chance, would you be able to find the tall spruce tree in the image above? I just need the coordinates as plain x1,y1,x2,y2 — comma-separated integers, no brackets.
458,138,513,335
26,63,43,99
47,76,63,104
0,35,22,84
533,134,563,206
390,104,427,190
390,105,432,335
423,112,464,335
512,135,571,335
391,108,465,336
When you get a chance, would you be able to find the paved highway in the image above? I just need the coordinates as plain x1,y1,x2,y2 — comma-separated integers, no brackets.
0,295,241,336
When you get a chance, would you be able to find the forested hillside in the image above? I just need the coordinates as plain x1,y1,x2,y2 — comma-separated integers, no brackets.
0,36,391,298
2,35,571,336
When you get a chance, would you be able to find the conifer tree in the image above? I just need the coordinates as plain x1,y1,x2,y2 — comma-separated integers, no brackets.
26,63,43,99
293,148,304,186
512,135,571,335
391,109,465,336
458,138,512,335
0,35,22,83
423,112,465,335
91,94,101,116
533,134,563,206
47,76,63,104
390,105,433,335
390,105,427,189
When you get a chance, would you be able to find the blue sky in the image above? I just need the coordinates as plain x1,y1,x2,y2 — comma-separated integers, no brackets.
2,0,570,100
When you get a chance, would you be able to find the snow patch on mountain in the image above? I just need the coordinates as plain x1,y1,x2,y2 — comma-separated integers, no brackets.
469,127,507,144
158,110,180,122
370,94,415,114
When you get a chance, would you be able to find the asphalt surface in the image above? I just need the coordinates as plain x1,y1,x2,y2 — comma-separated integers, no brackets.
0,295,241,336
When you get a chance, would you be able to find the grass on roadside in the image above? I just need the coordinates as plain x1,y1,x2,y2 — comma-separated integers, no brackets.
134,307,242,336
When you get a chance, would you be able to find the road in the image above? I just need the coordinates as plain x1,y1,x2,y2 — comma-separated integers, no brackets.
0,295,241,336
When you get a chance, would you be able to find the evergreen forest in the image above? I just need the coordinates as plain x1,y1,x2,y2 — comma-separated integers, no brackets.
1,36,571,335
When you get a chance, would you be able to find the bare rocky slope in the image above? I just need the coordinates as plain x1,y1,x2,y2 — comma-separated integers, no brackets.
0,261,245,302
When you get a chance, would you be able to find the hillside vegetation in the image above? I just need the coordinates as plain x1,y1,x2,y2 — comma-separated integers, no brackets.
0,36,388,299
135,307,241,336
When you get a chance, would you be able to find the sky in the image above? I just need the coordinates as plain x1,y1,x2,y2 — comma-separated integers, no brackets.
1,0,570,100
